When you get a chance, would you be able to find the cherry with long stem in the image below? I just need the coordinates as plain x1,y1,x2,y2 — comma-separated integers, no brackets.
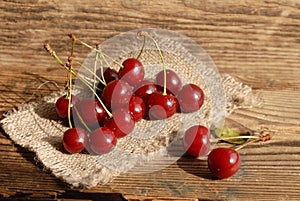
138,31,167,95
66,58,74,128
66,35,77,128
138,31,178,120
136,33,146,60
211,133,271,145
93,43,100,91
118,32,146,87
208,131,271,179
44,42,113,119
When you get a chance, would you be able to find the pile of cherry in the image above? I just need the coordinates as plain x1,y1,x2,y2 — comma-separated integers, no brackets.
55,56,240,179
56,57,206,155
47,34,270,179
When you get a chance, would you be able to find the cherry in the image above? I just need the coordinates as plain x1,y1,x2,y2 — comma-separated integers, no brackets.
156,69,182,95
73,99,107,127
147,92,178,120
128,95,146,122
95,67,119,83
102,67,119,83
119,58,145,86
88,127,117,154
177,84,204,113
183,125,210,157
208,148,241,179
63,127,88,154
101,80,133,110
55,95,79,119
96,67,119,90
103,108,135,138
134,80,158,101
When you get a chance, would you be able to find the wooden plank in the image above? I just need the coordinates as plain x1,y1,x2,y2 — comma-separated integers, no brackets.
0,0,300,200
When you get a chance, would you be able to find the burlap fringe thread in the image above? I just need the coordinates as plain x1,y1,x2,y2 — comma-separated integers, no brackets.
0,75,259,188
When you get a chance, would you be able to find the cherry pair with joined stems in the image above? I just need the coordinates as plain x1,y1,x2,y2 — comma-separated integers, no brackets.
183,124,271,179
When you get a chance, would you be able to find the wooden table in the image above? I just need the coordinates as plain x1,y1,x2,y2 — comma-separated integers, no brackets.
1,0,300,200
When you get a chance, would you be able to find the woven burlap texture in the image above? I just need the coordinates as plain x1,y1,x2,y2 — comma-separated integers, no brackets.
0,73,257,188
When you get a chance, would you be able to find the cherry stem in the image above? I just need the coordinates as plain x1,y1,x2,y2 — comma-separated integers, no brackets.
74,69,113,118
73,60,106,86
44,43,64,67
98,54,106,86
93,44,100,91
44,43,80,80
73,107,92,133
99,51,114,71
211,135,260,142
136,33,146,60
67,62,73,129
212,134,271,151
70,34,75,58
234,139,260,151
66,36,76,129
139,31,167,95
44,43,92,88
44,42,113,118
76,38,123,69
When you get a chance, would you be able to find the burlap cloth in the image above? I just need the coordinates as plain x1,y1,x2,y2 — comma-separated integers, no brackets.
0,73,257,188
0,30,259,188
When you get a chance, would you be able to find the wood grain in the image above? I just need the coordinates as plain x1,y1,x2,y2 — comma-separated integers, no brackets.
0,0,300,200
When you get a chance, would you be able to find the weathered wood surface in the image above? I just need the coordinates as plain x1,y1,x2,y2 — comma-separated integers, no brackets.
1,0,300,200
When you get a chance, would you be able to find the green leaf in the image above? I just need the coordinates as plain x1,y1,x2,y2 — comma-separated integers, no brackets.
215,126,248,144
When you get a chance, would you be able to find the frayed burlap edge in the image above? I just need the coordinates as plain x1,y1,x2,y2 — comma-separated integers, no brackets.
0,75,258,188
222,74,262,115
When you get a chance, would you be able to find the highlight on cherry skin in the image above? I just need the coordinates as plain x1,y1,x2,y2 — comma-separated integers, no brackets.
133,80,158,102
88,127,117,155
103,107,135,138
128,95,146,122
74,98,107,127
101,79,133,110
147,91,178,120
208,147,241,179
177,84,204,113
119,58,145,87
62,127,88,154
156,69,182,95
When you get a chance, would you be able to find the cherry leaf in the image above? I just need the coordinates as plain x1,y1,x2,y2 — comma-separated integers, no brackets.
215,126,248,144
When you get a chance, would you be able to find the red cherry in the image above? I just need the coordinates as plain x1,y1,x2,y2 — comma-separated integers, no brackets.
147,92,178,120
96,67,119,84
183,125,210,157
73,99,107,127
103,108,135,138
55,95,79,118
177,84,204,113
134,80,158,101
101,80,133,110
128,96,146,122
119,58,145,86
156,69,182,95
208,148,241,179
89,127,117,154
63,127,88,154
96,67,119,91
